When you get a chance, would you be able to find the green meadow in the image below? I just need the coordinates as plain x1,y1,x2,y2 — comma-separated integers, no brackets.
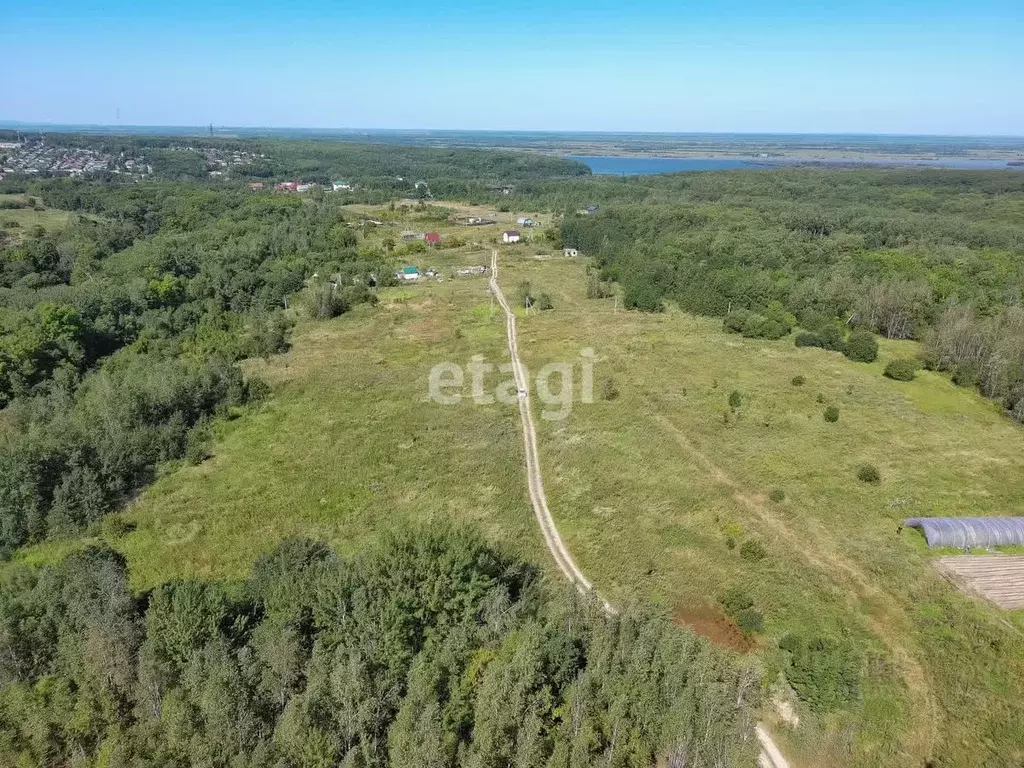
0,193,75,235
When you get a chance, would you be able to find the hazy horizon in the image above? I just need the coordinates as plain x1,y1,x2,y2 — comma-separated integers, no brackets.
3,0,1022,136
2,122,1023,141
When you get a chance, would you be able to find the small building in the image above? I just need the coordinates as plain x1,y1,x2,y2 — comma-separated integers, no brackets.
502,230,521,244
296,183,316,193
248,182,265,191
275,181,299,192
516,217,534,227
398,266,420,281
425,232,441,245
332,180,353,192
563,248,579,257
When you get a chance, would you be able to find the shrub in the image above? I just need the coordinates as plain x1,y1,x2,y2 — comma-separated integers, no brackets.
246,376,272,402
844,330,879,363
728,391,742,409
951,361,981,387
586,276,613,299
719,587,764,636
719,586,753,616
306,283,347,319
600,377,619,401
791,375,806,386
536,292,554,311
816,392,826,403
856,464,881,484
795,324,846,352
778,633,860,713
884,359,918,381
185,422,213,465
768,488,785,503
517,281,534,308
823,406,840,423
725,303,794,340
723,309,751,335
739,538,767,562
622,277,663,312
735,607,765,635
795,331,824,348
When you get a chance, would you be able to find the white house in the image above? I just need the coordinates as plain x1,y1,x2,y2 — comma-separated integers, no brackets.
398,266,420,281
502,230,521,244
563,248,579,257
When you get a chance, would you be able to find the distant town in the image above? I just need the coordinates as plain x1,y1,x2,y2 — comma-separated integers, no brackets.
0,137,265,180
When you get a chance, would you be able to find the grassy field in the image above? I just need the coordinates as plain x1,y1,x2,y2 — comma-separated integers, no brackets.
500,251,1024,767
12,202,1024,766
0,193,75,235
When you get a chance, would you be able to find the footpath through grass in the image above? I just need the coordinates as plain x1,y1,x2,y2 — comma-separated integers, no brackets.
15,244,539,588
500,251,1024,767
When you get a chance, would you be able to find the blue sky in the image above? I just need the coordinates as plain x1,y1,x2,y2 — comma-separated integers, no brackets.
3,0,1022,134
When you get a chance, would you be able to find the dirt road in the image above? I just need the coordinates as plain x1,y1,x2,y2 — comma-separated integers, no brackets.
488,249,789,768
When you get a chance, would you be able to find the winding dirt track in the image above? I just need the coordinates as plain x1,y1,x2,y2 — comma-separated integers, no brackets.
488,249,788,768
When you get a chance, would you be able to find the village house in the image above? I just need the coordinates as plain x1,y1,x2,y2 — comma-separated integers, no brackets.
398,266,420,281
248,182,265,191
275,181,299,192
502,230,521,244
332,180,353,192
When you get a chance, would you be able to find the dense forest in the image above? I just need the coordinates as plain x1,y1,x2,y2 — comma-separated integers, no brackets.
550,169,1024,421
0,177,388,553
0,528,758,767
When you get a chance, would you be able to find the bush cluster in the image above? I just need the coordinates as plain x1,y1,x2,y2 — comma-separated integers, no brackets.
856,463,881,484
739,538,768,562
884,358,919,381
845,330,879,363
719,586,765,636
723,303,796,340
779,633,861,713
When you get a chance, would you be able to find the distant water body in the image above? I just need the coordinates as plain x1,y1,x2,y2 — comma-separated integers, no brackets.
569,155,1016,175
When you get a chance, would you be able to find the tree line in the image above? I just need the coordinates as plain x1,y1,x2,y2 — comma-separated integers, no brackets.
0,528,759,767
552,169,1024,421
